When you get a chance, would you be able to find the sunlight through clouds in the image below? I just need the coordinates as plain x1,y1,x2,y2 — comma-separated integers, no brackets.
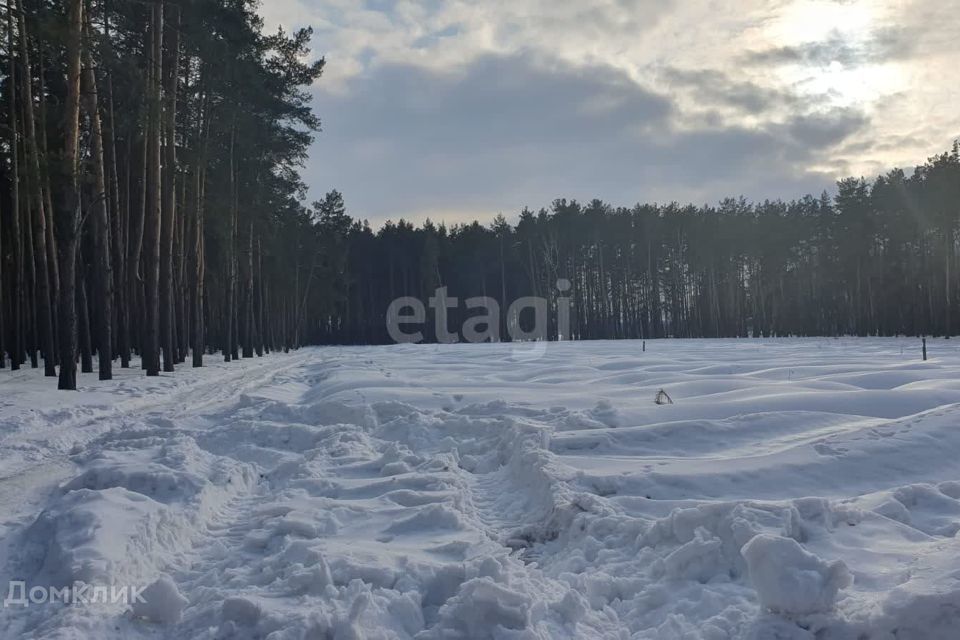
764,1,905,108
770,0,877,43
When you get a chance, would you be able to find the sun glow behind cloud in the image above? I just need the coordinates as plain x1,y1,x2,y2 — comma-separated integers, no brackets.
766,1,905,109
770,1,876,43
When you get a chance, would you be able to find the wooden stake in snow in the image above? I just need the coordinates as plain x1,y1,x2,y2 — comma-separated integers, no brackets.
655,389,673,405
923,338,927,361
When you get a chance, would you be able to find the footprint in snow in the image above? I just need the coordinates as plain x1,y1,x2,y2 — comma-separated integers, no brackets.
813,443,848,457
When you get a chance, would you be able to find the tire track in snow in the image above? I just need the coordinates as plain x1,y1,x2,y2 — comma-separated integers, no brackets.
142,354,620,639
0,352,311,529
0,352,315,638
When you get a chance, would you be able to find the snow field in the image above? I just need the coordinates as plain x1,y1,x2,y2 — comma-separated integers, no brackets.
3,338,960,638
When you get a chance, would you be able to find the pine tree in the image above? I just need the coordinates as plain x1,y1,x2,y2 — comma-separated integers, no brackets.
53,0,84,390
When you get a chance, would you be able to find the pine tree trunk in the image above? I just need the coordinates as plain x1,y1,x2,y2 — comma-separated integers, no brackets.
143,0,164,376
17,0,57,377
176,176,189,363
77,265,93,374
159,4,179,372
103,44,128,367
6,1,22,369
23,175,37,369
38,51,60,327
242,222,254,358
224,122,237,362
130,131,147,367
191,165,205,367
190,97,208,368
255,236,264,356
81,27,113,380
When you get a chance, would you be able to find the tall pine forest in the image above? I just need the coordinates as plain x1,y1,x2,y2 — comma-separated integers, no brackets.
1,1,960,390
311,145,960,346
1,0,323,388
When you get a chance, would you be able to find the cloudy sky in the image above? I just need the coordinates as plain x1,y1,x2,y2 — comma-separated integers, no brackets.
259,0,960,226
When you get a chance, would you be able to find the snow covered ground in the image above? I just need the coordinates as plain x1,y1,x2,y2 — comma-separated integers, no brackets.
3,338,960,639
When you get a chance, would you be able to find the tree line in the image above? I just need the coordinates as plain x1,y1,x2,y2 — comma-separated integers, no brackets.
3,2,959,391
303,145,960,344
1,0,324,388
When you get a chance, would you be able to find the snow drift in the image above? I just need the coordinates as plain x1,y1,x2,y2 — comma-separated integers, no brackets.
3,338,960,638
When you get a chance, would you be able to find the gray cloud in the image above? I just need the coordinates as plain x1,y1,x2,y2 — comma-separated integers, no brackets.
743,28,912,68
660,67,809,115
784,108,870,149
308,52,840,223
